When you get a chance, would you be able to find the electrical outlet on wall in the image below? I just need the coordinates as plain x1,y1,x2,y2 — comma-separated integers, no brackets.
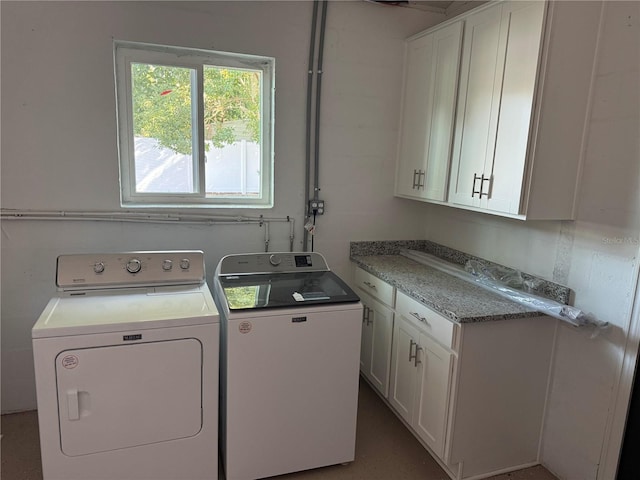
309,200,325,215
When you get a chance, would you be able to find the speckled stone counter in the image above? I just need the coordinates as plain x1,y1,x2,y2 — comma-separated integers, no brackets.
350,240,570,323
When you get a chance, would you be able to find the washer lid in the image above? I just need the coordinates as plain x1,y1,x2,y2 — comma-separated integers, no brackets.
32,284,219,338
218,270,360,311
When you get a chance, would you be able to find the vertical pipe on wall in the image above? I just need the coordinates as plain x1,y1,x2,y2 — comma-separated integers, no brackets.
303,0,328,252
313,0,328,203
303,1,320,251
289,217,295,252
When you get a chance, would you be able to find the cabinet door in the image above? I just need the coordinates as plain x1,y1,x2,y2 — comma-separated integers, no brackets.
450,1,546,214
389,315,421,424
359,291,393,398
369,300,394,397
448,3,505,208
486,1,545,214
422,21,463,201
414,333,453,459
395,33,434,199
396,21,463,201
360,302,373,374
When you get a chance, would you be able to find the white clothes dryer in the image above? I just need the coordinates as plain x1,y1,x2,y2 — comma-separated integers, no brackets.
32,251,219,480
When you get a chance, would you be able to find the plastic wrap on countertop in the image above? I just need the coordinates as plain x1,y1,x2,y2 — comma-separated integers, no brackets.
400,249,608,334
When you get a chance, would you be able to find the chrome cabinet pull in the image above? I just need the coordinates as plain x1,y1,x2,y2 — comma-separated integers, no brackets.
472,173,491,198
472,173,482,197
363,281,377,290
362,306,373,326
409,339,417,364
414,346,423,367
409,340,422,366
410,311,428,324
480,174,491,198
413,170,426,190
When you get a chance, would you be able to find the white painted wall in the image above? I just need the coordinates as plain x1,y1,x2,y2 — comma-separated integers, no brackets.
421,2,640,479
309,1,440,280
0,1,441,412
5,2,636,479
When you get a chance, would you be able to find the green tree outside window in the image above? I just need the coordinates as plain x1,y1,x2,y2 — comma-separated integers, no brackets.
131,63,261,155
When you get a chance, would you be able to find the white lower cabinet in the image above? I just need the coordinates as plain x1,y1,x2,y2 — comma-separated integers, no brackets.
443,318,555,479
390,313,453,458
354,266,555,479
358,289,394,398
387,284,554,479
389,314,420,422
414,333,453,459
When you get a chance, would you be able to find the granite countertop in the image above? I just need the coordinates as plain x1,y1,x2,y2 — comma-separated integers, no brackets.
351,254,544,324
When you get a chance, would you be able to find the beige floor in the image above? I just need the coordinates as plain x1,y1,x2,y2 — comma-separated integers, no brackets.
1,379,558,480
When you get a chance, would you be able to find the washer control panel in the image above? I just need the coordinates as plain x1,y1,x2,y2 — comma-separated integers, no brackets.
56,251,205,290
218,252,328,276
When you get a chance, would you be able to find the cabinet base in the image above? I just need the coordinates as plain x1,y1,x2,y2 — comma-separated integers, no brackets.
359,373,544,480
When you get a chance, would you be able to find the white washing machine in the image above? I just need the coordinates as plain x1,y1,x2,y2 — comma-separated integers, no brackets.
214,252,363,480
32,251,219,480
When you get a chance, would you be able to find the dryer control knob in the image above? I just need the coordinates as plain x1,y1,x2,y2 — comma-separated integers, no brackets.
269,254,282,266
180,258,190,270
93,262,105,274
126,258,142,274
162,259,173,271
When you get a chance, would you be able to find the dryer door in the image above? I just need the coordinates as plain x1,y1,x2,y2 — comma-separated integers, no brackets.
56,338,202,456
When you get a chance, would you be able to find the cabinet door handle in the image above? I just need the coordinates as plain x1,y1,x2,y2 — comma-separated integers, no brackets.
472,173,482,197
417,170,425,189
362,306,373,326
414,346,423,367
479,174,491,199
412,169,419,189
410,311,428,324
363,281,377,290
472,173,491,198
409,339,417,364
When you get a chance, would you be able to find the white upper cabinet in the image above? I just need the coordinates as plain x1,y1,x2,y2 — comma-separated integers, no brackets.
400,0,602,220
395,21,463,201
448,2,510,210
449,1,545,215
489,2,547,214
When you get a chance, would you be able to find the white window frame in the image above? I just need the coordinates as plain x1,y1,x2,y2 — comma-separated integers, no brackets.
114,41,275,208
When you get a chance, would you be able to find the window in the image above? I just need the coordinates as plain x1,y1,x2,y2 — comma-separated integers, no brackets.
114,41,274,208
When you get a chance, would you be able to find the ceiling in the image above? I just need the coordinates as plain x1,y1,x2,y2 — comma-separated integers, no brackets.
368,0,488,17
409,1,458,12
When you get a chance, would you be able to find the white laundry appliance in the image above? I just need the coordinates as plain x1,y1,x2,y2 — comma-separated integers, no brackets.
214,252,363,480
32,251,219,480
